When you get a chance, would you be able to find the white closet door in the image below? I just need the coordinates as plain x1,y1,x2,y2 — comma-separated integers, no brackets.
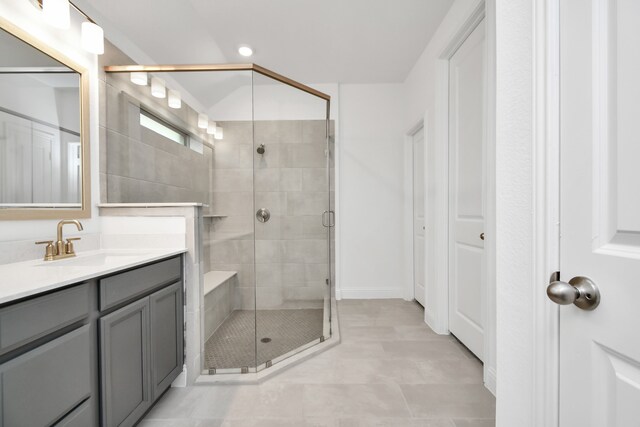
554,1,640,425
413,127,425,306
448,19,486,360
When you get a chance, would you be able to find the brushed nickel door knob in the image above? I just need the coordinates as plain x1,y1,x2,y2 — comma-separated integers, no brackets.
547,276,600,311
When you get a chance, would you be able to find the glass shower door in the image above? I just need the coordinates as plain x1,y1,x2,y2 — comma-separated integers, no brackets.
252,71,331,370
200,70,258,374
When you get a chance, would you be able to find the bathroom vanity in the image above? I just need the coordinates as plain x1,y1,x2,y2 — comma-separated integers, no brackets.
0,250,185,427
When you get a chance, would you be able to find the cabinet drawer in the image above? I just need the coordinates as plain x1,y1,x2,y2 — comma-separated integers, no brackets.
99,257,181,311
0,325,92,427
0,283,89,356
55,398,93,427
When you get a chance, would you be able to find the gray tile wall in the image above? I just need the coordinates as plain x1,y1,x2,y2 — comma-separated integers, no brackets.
207,120,335,310
100,70,212,204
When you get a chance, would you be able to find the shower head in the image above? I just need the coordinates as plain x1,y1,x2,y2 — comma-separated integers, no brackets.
257,144,265,154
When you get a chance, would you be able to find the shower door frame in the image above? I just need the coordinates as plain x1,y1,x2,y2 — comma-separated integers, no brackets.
104,63,330,102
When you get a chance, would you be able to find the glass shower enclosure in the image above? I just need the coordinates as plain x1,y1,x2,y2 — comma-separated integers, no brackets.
104,64,333,375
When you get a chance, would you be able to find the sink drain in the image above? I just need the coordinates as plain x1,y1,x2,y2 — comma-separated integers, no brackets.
260,337,272,343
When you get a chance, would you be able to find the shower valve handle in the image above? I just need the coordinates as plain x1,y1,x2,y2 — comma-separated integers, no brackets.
256,208,271,223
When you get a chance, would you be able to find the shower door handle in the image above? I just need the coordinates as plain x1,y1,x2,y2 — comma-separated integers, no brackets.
322,210,335,227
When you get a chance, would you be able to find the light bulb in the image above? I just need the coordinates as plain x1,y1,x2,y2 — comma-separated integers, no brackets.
207,121,216,135
168,90,181,109
43,0,70,29
215,126,223,140
130,72,148,86
198,113,209,129
151,77,166,98
81,22,104,54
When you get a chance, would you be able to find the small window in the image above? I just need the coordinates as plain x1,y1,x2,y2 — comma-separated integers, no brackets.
189,138,204,154
140,110,186,146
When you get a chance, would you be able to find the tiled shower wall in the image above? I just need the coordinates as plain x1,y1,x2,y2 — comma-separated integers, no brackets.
205,120,335,309
100,66,212,204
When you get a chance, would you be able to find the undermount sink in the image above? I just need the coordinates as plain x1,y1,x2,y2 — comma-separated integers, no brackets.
35,251,147,267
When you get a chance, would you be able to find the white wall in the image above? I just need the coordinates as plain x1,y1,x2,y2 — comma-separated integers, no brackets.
209,83,338,121
495,0,536,424
0,1,100,242
336,83,405,299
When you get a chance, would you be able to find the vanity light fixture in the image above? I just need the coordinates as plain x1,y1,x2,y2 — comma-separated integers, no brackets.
130,72,148,86
168,89,181,109
206,121,217,135
43,0,70,29
37,0,105,55
81,22,104,54
151,77,166,98
215,126,223,140
198,113,209,129
238,45,253,57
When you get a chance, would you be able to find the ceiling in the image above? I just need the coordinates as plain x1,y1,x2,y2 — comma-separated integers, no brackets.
76,0,454,84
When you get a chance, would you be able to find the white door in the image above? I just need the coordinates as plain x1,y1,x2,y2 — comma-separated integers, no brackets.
555,1,640,425
413,127,425,306
31,125,56,203
448,19,486,360
0,113,32,204
66,141,81,204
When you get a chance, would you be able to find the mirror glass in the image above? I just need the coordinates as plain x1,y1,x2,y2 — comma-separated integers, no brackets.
0,27,83,210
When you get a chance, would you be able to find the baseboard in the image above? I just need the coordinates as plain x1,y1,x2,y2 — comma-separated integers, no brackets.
338,288,405,299
424,309,437,330
484,365,497,397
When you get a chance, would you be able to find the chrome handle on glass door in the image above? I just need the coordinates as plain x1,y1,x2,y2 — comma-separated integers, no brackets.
322,211,335,227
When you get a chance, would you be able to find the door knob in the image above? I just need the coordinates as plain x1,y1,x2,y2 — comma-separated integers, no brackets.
256,208,270,223
546,276,600,311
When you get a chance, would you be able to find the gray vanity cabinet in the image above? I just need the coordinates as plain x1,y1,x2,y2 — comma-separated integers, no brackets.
99,257,184,427
99,298,151,427
0,255,183,427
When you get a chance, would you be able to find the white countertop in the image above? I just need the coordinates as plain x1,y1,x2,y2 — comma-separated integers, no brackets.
0,248,186,305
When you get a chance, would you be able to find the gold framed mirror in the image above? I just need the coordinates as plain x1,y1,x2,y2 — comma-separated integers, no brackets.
0,16,90,220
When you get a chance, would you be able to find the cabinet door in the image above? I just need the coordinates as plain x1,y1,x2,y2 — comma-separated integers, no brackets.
100,298,150,427
149,281,183,399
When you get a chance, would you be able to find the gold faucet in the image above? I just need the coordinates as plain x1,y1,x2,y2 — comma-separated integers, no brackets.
36,220,84,261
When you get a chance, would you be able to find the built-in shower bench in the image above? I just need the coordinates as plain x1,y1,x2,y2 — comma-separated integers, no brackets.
204,270,238,341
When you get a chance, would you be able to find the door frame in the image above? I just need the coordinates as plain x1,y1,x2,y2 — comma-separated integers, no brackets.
494,0,561,424
404,118,428,303
531,0,560,425
428,0,498,394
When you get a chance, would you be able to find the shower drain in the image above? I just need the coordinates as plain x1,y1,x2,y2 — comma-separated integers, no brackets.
260,337,272,343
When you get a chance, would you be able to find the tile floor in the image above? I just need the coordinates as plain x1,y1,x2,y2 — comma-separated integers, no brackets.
141,299,496,427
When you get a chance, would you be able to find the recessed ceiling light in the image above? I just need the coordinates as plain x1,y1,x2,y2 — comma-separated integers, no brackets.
238,45,253,57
